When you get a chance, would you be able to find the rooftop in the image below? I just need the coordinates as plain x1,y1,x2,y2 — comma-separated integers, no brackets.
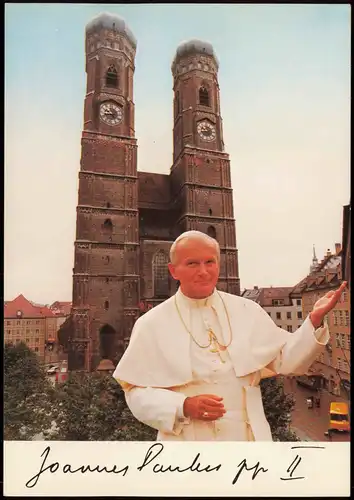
85,12,137,48
172,39,218,68
4,294,55,319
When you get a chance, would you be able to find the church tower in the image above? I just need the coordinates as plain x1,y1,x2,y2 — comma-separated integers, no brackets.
170,40,240,295
310,245,319,274
69,13,139,371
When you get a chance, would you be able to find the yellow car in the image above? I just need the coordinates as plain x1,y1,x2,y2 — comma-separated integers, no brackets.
329,402,350,433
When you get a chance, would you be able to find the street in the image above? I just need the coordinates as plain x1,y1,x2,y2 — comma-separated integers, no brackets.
284,377,350,442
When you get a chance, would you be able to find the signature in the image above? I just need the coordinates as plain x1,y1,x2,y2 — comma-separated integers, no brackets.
25,443,326,489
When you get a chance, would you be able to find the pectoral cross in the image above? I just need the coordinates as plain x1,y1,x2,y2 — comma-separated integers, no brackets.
208,329,226,363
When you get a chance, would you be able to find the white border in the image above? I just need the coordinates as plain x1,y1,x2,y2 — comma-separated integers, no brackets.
4,441,350,497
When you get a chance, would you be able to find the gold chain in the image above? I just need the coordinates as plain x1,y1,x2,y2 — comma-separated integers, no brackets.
174,291,233,349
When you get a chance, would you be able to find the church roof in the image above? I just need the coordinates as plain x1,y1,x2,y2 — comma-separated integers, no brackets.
85,12,137,48
138,172,171,209
172,39,219,67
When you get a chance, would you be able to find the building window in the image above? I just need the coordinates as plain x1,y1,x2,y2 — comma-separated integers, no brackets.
26,338,29,343
333,311,338,326
347,336,351,350
199,86,210,106
106,65,118,87
36,329,39,334
337,358,342,371
102,218,113,235
297,311,302,319
34,347,39,353
340,333,346,349
36,320,40,324
345,310,349,326
268,312,271,317
17,321,20,325
273,299,284,306
207,226,217,239
27,320,31,324
35,338,39,343
276,312,281,320
7,321,10,325
175,91,180,115
296,299,301,306
104,301,109,310
106,202,111,208
287,312,292,320
209,208,213,216
339,310,344,326
16,339,20,343
105,256,110,264
153,251,169,298
287,325,293,332
335,333,340,348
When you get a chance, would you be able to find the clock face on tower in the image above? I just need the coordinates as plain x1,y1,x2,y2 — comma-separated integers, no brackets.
197,121,216,142
99,102,123,126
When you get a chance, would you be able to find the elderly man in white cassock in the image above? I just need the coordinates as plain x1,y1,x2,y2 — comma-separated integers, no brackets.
113,231,347,441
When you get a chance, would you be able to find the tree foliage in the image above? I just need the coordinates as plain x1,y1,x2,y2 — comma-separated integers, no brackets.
51,372,157,441
5,343,298,442
261,377,299,441
4,342,156,441
4,342,56,440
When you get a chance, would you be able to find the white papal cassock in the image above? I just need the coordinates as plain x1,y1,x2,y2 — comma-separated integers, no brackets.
113,289,329,441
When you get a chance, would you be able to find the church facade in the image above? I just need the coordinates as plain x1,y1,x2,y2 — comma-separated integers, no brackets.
68,13,240,371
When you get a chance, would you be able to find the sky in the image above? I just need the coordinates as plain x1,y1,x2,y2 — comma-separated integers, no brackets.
5,4,351,303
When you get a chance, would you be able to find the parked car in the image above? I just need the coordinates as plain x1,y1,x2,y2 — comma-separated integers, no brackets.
296,375,321,390
328,402,350,433
46,365,59,375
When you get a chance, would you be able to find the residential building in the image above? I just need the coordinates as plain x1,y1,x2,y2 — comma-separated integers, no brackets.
47,301,72,365
242,286,303,333
291,244,350,397
341,204,351,289
4,295,56,362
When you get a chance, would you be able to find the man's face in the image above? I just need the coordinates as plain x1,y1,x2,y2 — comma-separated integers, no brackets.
168,238,220,299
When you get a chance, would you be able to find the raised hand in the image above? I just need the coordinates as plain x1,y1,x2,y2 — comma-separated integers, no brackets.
310,281,347,328
183,394,226,421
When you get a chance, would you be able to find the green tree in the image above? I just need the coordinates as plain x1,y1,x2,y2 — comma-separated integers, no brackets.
4,342,56,440
52,372,157,441
261,377,299,441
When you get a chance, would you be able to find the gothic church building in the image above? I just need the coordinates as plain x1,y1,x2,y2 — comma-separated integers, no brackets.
68,12,240,371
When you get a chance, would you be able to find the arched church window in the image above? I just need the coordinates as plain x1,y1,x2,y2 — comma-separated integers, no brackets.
106,65,118,87
199,86,210,107
153,251,169,298
99,324,115,359
102,219,113,233
175,91,180,115
207,225,217,240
